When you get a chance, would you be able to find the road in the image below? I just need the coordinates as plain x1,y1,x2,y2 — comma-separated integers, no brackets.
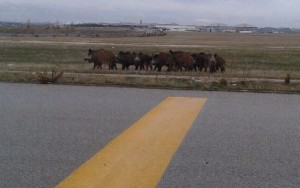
0,83,299,187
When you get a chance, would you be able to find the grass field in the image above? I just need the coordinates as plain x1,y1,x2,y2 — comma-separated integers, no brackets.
1,31,300,92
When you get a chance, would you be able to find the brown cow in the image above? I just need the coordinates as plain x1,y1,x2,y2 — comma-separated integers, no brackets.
208,54,217,73
84,49,117,70
214,54,226,72
151,52,175,72
169,50,184,57
170,50,195,71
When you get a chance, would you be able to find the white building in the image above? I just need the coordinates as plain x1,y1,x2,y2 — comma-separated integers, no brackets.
155,24,198,32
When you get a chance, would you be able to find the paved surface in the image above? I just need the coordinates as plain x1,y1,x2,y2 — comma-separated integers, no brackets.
57,97,206,188
0,83,299,188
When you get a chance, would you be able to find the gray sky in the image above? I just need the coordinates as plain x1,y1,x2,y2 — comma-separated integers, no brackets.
1,0,300,27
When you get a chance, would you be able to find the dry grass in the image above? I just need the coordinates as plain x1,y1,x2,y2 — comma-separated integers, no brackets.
0,31,300,92
1,70,300,93
32,67,63,84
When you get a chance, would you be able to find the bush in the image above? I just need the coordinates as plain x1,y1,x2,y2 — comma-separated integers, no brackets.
219,78,228,87
284,73,291,85
33,67,63,84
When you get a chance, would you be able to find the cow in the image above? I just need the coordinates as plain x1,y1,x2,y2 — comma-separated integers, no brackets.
134,52,152,71
192,52,210,72
214,54,226,72
207,54,226,73
208,54,217,73
169,50,185,57
84,49,117,70
170,50,195,71
116,51,136,70
151,52,176,72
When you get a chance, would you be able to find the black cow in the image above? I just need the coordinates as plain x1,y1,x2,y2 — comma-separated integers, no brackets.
116,51,136,70
134,52,153,71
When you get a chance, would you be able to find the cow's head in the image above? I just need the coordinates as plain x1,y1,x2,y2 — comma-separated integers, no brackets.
134,56,141,64
116,51,123,61
88,49,93,56
84,49,94,63
84,58,93,63
151,54,159,65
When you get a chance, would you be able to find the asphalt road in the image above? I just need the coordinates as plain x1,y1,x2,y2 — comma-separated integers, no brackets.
0,83,299,188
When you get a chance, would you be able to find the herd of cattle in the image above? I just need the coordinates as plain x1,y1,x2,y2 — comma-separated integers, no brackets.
84,49,225,73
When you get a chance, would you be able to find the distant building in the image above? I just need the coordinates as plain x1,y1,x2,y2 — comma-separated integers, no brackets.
155,24,199,32
0,20,297,34
235,26,258,33
257,27,292,34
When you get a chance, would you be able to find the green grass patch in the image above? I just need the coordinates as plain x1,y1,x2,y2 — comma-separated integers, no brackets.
1,32,300,92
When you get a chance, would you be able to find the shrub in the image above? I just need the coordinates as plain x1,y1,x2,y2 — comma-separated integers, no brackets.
219,78,228,87
33,67,63,84
284,73,291,85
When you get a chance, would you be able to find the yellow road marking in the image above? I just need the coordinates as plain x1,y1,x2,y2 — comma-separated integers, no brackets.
56,97,207,188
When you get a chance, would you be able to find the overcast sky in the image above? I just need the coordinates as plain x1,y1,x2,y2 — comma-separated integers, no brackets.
1,0,300,27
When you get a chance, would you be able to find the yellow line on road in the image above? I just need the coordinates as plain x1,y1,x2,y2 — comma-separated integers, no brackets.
56,97,207,188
